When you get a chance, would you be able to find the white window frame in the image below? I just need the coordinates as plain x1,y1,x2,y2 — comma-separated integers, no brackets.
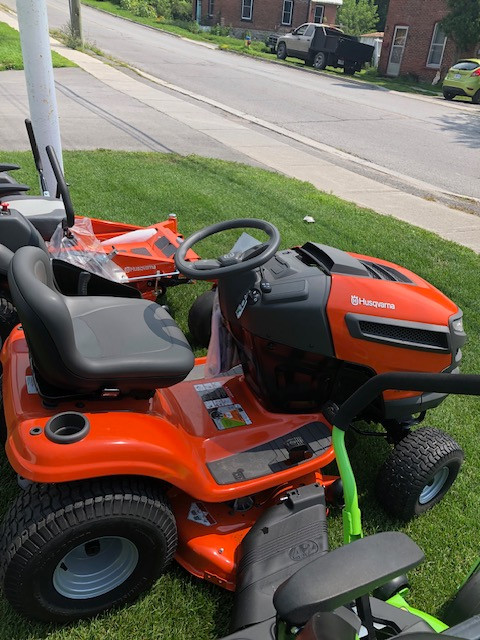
282,0,293,26
241,0,253,20
427,22,447,69
313,4,324,24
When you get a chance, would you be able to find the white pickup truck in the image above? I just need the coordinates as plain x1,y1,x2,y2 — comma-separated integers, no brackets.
268,23,374,74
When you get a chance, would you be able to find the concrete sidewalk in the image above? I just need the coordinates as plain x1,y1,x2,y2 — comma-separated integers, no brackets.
1,8,480,253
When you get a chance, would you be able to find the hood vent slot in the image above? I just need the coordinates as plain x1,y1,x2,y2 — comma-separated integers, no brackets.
361,261,413,284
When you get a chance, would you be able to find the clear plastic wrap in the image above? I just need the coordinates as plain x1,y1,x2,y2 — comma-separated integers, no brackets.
205,290,240,378
47,218,128,283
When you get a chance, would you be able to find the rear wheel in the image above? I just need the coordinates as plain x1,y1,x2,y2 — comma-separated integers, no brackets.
0,477,177,622
344,64,356,75
375,427,463,521
0,296,19,346
313,51,327,70
277,43,287,60
443,89,454,100
472,90,480,105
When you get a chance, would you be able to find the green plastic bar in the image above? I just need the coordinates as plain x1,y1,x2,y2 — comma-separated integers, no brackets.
332,427,363,543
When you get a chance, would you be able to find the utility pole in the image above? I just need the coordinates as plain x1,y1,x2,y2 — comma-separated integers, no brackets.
69,0,83,45
16,0,63,195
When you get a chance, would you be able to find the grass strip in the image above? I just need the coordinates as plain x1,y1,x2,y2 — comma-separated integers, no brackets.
0,21,76,70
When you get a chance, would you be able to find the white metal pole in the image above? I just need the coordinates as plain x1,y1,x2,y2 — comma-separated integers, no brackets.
16,0,63,195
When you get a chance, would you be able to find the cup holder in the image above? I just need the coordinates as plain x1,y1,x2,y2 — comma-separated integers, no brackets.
45,412,90,444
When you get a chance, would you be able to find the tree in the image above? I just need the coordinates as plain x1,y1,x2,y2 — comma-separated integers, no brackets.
375,0,389,31
337,0,379,36
441,0,480,54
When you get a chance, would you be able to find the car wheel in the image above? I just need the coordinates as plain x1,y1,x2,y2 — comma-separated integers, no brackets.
277,43,287,60
0,477,177,622
375,426,463,521
313,52,327,70
472,89,480,105
443,89,454,100
344,64,355,75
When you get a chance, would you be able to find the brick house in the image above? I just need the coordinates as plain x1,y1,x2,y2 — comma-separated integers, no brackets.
378,0,479,82
196,0,342,40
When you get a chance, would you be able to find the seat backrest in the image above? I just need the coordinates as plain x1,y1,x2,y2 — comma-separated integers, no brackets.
8,246,76,385
0,244,14,278
0,208,47,253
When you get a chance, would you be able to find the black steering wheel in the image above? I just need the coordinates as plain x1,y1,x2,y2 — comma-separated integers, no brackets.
46,145,75,228
175,219,281,279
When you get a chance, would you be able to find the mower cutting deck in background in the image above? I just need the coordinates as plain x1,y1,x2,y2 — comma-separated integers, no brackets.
0,120,205,343
0,218,467,623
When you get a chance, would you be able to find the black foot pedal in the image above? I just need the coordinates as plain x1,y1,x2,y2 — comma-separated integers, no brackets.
231,483,328,632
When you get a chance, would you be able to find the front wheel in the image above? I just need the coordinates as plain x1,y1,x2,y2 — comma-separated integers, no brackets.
375,426,463,521
313,51,327,70
0,477,177,622
277,42,287,60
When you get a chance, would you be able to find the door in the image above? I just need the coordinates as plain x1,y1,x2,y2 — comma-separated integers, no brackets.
387,26,408,77
287,23,315,58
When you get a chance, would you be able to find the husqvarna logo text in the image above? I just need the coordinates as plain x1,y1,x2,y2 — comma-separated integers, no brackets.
351,295,396,310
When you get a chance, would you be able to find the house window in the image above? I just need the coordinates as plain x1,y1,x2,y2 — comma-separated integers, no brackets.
282,0,293,25
241,0,253,20
427,23,447,68
313,5,324,24
208,0,214,16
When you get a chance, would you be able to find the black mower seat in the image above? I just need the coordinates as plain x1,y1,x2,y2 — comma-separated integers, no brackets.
0,206,47,253
0,182,29,197
0,163,20,173
0,244,14,277
5,196,66,240
8,246,194,395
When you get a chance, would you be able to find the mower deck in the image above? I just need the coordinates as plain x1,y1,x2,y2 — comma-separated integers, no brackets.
2,329,336,500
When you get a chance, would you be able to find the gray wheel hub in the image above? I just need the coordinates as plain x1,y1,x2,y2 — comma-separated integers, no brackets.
419,467,450,504
53,536,139,599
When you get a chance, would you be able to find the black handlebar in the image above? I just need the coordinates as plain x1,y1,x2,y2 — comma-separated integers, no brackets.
46,145,75,228
333,371,480,431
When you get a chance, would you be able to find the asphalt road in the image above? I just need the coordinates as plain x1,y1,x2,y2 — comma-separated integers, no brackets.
4,0,480,201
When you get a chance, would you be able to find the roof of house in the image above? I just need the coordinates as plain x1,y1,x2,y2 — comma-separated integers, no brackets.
360,32,384,38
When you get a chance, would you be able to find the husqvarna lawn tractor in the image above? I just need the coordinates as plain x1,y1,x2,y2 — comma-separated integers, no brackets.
0,219,465,623
219,370,480,640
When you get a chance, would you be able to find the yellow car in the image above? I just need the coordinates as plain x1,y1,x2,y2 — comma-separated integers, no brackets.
443,58,480,104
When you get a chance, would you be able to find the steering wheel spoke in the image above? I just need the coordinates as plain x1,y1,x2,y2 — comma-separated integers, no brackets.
194,259,222,270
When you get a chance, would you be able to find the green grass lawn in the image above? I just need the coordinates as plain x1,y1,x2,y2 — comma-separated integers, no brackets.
0,21,76,71
0,150,480,639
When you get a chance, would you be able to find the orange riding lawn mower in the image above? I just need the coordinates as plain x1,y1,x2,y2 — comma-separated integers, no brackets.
0,120,208,345
0,204,471,627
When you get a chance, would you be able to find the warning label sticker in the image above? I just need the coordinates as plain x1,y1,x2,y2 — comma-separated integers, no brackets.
187,502,216,527
194,381,252,430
